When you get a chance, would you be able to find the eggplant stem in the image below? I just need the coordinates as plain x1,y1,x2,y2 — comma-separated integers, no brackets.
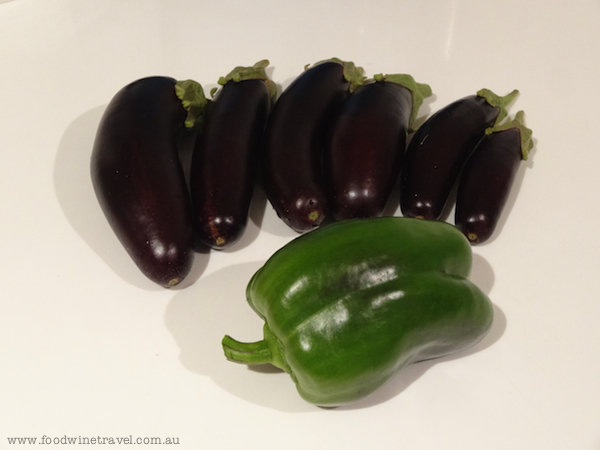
477,88,520,127
308,57,367,93
216,59,278,103
486,110,534,160
372,73,433,132
174,79,209,129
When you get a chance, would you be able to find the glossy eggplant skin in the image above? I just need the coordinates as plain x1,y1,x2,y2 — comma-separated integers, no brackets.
91,76,194,288
261,62,350,232
454,128,522,244
324,81,412,220
400,95,499,220
190,79,271,250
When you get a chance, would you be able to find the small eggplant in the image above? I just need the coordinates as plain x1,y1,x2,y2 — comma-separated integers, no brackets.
190,60,276,250
324,73,432,220
261,58,365,232
91,76,208,287
400,88,519,221
455,111,533,244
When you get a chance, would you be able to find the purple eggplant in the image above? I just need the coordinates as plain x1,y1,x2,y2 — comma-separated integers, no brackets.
91,76,207,287
261,58,365,232
190,60,275,250
400,88,519,221
324,73,432,220
455,111,533,244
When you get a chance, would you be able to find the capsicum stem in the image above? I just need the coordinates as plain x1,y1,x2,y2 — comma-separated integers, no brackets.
222,324,291,373
222,335,273,365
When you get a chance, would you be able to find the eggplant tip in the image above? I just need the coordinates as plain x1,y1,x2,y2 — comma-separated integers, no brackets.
165,277,183,288
308,210,320,222
466,232,479,244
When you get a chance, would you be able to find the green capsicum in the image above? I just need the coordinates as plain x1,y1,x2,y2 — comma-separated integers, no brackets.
222,217,494,407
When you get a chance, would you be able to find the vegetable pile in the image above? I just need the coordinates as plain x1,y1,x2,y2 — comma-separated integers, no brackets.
90,57,534,407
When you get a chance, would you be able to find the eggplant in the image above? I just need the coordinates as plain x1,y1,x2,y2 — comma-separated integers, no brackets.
400,88,519,221
324,73,432,220
455,111,533,244
261,58,365,232
91,76,207,287
190,60,275,250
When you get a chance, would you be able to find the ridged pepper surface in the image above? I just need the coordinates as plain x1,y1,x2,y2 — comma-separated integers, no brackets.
222,217,494,407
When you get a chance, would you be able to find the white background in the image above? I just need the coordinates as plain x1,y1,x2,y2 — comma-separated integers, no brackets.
1,0,599,449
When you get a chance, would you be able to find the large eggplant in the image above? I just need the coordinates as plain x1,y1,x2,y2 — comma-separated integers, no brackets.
324,73,432,220
190,60,275,250
400,89,519,221
261,58,365,232
91,76,207,287
455,111,533,244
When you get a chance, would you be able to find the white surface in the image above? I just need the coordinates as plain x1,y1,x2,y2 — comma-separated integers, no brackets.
1,0,599,448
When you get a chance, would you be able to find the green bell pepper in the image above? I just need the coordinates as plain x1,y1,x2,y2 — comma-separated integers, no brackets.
222,217,493,407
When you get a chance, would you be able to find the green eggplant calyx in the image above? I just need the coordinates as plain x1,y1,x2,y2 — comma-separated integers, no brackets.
216,59,278,103
477,88,519,128
307,57,366,93
222,323,292,375
174,79,209,129
373,73,433,133
485,110,534,160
